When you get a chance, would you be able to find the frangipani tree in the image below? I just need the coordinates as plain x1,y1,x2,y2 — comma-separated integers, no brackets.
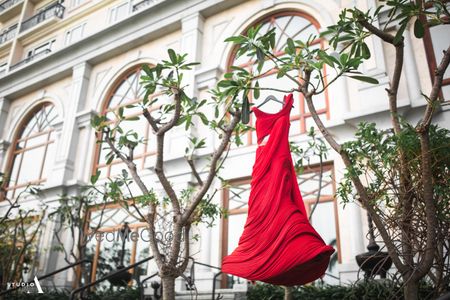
90,50,251,299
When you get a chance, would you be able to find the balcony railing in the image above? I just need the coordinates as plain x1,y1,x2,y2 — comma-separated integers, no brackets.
0,0,21,13
20,2,65,33
0,23,17,44
132,0,159,12
10,49,51,70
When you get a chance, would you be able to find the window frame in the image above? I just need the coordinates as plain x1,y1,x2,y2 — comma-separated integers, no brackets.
227,11,330,146
108,1,130,24
26,39,56,58
84,201,150,284
64,22,86,45
1,102,58,201
91,65,160,179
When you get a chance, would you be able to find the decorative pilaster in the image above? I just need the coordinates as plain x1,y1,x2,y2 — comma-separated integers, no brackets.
181,12,204,97
49,62,92,186
0,140,11,172
0,97,12,171
403,29,423,107
0,97,11,139
166,13,204,159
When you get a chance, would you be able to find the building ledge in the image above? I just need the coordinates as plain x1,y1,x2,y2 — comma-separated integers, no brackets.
0,0,23,23
18,7,64,41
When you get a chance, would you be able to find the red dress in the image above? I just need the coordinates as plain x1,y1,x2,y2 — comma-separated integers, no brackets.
221,94,335,286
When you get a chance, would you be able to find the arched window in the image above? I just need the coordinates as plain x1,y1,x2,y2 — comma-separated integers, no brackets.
93,65,159,179
229,11,329,145
4,103,58,199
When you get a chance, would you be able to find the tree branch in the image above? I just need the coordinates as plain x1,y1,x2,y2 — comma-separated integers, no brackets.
153,90,183,217
301,69,408,273
186,158,203,185
142,109,160,133
103,130,150,195
413,45,450,281
418,45,450,131
102,129,165,266
177,224,191,275
181,110,241,224
359,19,396,45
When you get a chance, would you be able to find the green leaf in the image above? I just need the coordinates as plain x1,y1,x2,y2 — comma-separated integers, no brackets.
155,64,163,77
361,43,371,59
142,64,152,76
224,36,246,43
349,75,379,84
218,80,237,88
318,51,335,67
197,112,209,125
214,106,219,118
254,81,260,99
256,48,264,64
127,116,140,121
168,49,177,64
185,115,192,130
277,67,287,79
413,18,424,38
242,94,250,124
269,33,276,49
90,170,101,184
393,21,407,45
340,53,349,65
286,38,295,55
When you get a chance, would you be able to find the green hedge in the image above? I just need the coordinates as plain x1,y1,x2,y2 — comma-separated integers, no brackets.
2,287,139,300
6,280,441,300
247,280,437,300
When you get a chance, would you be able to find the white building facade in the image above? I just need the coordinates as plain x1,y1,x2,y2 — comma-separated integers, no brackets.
0,0,448,295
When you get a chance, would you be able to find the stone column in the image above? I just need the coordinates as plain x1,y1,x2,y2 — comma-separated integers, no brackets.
0,97,11,171
403,29,423,107
166,13,204,159
50,62,92,186
181,12,204,97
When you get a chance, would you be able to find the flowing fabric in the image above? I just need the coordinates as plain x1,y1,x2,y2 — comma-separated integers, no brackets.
221,94,335,286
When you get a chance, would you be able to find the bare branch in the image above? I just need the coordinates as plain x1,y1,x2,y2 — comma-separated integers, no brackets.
177,224,191,275
302,71,342,153
102,129,165,266
418,45,450,131
301,69,408,273
186,158,203,185
143,108,160,133
413,45,450,281
103,130,150,195
182,110,241,223
153,90,183,217
359,19,396,45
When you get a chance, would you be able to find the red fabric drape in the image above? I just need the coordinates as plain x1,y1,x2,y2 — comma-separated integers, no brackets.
221,94,335,286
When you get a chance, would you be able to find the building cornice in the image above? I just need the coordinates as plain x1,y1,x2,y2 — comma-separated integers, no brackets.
0,0,244,99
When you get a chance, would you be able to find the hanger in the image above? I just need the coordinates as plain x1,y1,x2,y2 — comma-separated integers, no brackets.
256,95,284,108
250,95,294,113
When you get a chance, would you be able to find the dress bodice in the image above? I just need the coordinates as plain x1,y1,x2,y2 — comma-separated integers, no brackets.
251,94,294,145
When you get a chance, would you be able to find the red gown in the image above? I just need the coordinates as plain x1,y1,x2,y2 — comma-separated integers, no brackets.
221,94,335,286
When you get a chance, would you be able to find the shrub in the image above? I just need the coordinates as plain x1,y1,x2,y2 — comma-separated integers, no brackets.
247,280,437,300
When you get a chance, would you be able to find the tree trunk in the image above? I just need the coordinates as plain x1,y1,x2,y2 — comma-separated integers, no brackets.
404,280,419,300
283,286,293,300
162,276,176,300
